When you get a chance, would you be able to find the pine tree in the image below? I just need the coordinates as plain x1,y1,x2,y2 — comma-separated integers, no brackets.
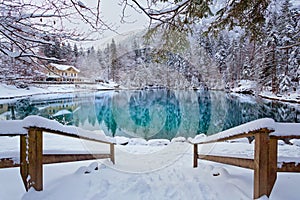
276,0,298,93
73,44,79,58
110,39,117,81
43,37,61,61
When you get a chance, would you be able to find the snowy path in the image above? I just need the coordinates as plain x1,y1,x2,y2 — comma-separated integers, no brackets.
21,144,253,200
1,134,300,199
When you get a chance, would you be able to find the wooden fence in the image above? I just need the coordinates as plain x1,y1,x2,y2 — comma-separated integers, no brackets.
0,127,115,192
192,127,300,199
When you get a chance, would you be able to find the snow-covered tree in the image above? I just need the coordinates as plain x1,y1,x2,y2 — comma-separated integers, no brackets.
0,0,110,64
124,0,271,40
110,39,117,81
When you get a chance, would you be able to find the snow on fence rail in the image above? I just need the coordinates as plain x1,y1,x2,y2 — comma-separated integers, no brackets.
0,116,115,192
190,118,300,199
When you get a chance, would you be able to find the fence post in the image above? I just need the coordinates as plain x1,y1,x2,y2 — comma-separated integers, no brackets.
254,130,275,199
20,135,29,191
193,144,198,168
110,143,115,164
268,138,277,195
27,128,43,191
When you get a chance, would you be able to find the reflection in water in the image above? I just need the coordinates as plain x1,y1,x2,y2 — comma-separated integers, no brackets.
0,90,300,140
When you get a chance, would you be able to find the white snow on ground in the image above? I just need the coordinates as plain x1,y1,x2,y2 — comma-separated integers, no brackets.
230,80,300,104
260,91,300,103
1,85,300,199
230,80,257,94
0,118,300,199
1,134,300,200
0,83,118,99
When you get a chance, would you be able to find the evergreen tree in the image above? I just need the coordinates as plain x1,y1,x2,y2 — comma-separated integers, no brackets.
43,38,61,61
110,39,117,81
73,44,79,58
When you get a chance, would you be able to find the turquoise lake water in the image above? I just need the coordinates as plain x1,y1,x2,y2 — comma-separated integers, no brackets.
1,89,300,140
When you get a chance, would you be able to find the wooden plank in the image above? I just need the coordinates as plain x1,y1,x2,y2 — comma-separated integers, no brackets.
0,133,25,137
270,135,300,140
110,143,115,164
198,154,254,169
20,135,29,191
43,154,111,164
193,144,198,168
278,162,300,172
36,129,43,191
0,158,19,168
27,128,43,191
268,138,278,195
254,132,270,199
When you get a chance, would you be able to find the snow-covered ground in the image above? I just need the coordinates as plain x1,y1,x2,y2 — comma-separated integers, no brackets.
1,84,300,199
259,91,300,104
0,83,119,99
230,80,300,103
1,133,300,200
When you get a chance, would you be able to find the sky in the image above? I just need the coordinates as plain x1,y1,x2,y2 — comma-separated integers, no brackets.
79,0,149,47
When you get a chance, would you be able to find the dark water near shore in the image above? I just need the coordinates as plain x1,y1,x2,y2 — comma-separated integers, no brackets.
0,89,300,140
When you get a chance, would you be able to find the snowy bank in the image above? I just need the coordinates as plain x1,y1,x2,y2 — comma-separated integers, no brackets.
1,117,300,199
259,91,300,104
230,80,257,94
0,83,118,99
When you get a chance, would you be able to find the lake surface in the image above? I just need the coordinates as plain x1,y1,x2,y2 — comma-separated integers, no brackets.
1,89,300,140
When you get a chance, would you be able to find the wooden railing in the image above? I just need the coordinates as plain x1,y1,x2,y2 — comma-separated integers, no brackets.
192,126,300,199
0,126,115,192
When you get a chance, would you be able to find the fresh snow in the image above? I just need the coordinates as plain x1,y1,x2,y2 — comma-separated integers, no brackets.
231,81,300,104
1,86,300,199
189,118,276,144
189,118,300,144
0,120,27,135
260,91,300,104
272,123,300,137
230,80,257,94
0,115,109,143
0,83,117,99
1,134,300,199
49,63,80,73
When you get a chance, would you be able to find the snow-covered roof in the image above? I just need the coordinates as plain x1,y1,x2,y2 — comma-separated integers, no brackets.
47,75,61,78
49,63,80,73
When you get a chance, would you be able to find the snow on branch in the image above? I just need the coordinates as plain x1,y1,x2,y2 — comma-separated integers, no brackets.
0,0,112,61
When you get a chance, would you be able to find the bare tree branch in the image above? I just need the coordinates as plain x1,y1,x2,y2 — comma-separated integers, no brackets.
0,0,113,63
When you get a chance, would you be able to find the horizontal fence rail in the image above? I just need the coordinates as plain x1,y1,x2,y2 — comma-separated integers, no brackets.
192,121,300,199
0,125,115,192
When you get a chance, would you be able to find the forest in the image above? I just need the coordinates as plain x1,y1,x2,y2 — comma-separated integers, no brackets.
0,0,299,95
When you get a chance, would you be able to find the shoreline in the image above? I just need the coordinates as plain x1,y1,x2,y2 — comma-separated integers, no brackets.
1,83,300,105
258,93,300,104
